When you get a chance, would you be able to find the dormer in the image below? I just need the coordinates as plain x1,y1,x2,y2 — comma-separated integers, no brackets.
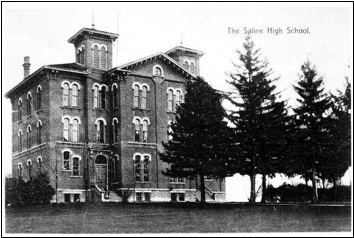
68,28,119,71
165,46,204,76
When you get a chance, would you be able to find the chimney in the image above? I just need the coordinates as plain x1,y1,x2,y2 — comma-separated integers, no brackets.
23,56,31,79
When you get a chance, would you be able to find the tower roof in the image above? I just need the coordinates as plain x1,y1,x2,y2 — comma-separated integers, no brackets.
165,46,204,57
68,27,119,44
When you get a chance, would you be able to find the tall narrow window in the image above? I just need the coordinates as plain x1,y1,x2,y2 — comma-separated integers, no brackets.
18,100,22,121
37,157,42,174
113,119,119,143
154,67,162,76
168,89,173,111
37,87,42,110
72,119,78,142
112,85,118,108
175,90,181,108
72,84,78,107
134,119,140,142
100,46,107,70
143,156,149,182
18,131,23,152
190,62,195,73
101,86,106,109
63,151,70,170
18,164,23,178
93,45,99,69
97,120,105,143
142,120,148,142
27,93,32,116
184,61,189,70
72,157,79,176
37,121,42,145
62,83,69,106
27,160,32,180
63,118,69,141
141,86,147,109
134,155,141,182
93,85,99,108
133,85,139,108
27,126,32,149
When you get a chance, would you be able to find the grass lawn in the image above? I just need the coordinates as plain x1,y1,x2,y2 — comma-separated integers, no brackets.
5,203,351,234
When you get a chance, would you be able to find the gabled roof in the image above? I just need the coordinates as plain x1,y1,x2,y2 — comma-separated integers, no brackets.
116,52,197,79
5,63,88,98
165,46,204,56
68,27,119,44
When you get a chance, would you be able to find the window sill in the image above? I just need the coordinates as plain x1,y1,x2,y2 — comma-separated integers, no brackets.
92,108,108,111
17,120,23,124
167,111,176,114
61,170,71,172
70,176,82,178
26,115,32,119
132,107,151,111
135,182,151,184
61,106,81,110
170,182,185,184
36,109,42,114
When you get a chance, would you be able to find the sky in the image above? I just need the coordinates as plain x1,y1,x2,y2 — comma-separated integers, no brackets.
2,2,353,201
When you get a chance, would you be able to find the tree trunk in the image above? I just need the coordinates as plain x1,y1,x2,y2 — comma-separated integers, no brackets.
333,173,337,202
261,171,267,204
200,173,206,203
311,161,318,204
249,156,256,203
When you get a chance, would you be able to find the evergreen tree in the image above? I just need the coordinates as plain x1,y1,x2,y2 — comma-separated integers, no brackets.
324,78,351,199
160,77,234,203
226,35,288,203
292,60,331,203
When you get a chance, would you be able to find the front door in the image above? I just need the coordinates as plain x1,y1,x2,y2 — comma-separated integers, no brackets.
95,165,107,190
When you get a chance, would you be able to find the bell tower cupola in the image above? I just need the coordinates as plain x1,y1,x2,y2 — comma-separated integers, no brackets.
68,28,119,71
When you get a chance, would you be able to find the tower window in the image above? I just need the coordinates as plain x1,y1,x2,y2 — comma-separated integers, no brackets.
184,61,189,70
37,86,42,110
62,83,69,106
167,89,173,111
142,120,148,142
93,85,99,108
37,120,42,145
27,125,32,149
72,84,78,107
93,45,99,69
134,155,141,182
100,46,107,70
141,86,147,109
63,118,69,141
27,93,32,116
190,62,195,73
133,85,139,108
72,119,79,142
134,119,140,142
153,66,162,76
97,120,105,143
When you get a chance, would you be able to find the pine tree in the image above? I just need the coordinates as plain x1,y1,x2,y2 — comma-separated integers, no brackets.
325,78,351,199
227,35,288,203
160,77,234,203
292,60,331,203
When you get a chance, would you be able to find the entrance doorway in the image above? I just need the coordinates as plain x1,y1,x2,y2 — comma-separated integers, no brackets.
95,155,107,190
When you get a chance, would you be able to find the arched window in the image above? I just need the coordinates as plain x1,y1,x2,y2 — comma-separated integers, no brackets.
27,160,32,180
37,87,42,110
175,90,181,108
143,155,150,182
112,85,118,108
63,118,69,141
134,119,140,142
134,155,141,182
167,89,173,111
63,151,70,170
113,119,119,143
97,120,105,143
72,157,79,176
62,83,69,106
190,62,195,73
18,99,22,121
72,84,78,107
93,85,99,108
18,131,23,152
184,61,189,70
101,86,106,109
37,157,42,174
27,93,32,116
72,119,79,142
100,46,107,70
141,86,147,109
18,164,23,178
37,120,42,145
133,85,139,108
142,120,148,142
154,67,162,76
27,126,32,149
93,45,99,69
